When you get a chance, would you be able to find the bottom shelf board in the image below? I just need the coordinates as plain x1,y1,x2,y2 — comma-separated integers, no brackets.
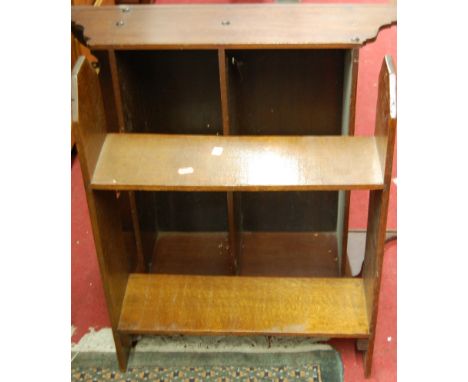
151,232,339,277
118,273,369,338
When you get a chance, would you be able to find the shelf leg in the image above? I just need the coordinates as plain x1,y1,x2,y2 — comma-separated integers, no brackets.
356,338,369,352
362,188,388,378
113,331,132,371
363,339,375,377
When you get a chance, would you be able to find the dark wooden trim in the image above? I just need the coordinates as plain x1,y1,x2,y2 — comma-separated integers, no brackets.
218,48,238,274
347,49,360,136
128,191,145,272
218,48,230,136
108,49,125,133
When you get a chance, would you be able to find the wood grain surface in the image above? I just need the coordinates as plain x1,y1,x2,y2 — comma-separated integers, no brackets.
91,134,385,191
118,274,369,337
72,4,396,49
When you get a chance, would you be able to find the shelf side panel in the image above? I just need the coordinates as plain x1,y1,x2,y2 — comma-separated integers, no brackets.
72,56,107,179
72,57,134,369
361,56,397,377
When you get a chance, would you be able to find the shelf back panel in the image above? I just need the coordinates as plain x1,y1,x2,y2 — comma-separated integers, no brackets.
239,191,337,232
228,49,345,136
155,191,228,232
135,191,228,233
117,50,223,135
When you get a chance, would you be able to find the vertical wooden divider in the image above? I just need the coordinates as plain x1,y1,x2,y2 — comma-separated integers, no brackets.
129,192,145,272
218,48,239,274
108,49,146,272
361,56,397,377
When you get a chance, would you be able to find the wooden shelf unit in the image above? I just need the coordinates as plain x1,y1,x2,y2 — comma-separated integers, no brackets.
72,4,396,378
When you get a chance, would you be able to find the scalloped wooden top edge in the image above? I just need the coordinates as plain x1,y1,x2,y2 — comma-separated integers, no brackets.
71,4,396,50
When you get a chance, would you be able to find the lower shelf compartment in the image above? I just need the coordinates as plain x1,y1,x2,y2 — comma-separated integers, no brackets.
118,274,369,337
239,232,338,277
150,232,339,277
151,232,232,275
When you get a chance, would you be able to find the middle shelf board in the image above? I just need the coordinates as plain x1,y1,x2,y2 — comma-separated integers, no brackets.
91,134,384,191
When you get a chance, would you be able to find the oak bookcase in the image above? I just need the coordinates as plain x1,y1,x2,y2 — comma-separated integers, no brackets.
72,4,396,377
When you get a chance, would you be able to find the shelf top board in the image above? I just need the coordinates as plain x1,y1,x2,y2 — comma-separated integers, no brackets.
72,4,396,49
119,274,369,337
91,133,385,191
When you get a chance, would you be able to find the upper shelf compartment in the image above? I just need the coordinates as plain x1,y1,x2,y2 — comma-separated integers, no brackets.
91,134,385,191
71,4,396,50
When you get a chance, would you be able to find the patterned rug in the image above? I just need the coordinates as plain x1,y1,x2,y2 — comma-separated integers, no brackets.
73,364,325,381
72,347,343,382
